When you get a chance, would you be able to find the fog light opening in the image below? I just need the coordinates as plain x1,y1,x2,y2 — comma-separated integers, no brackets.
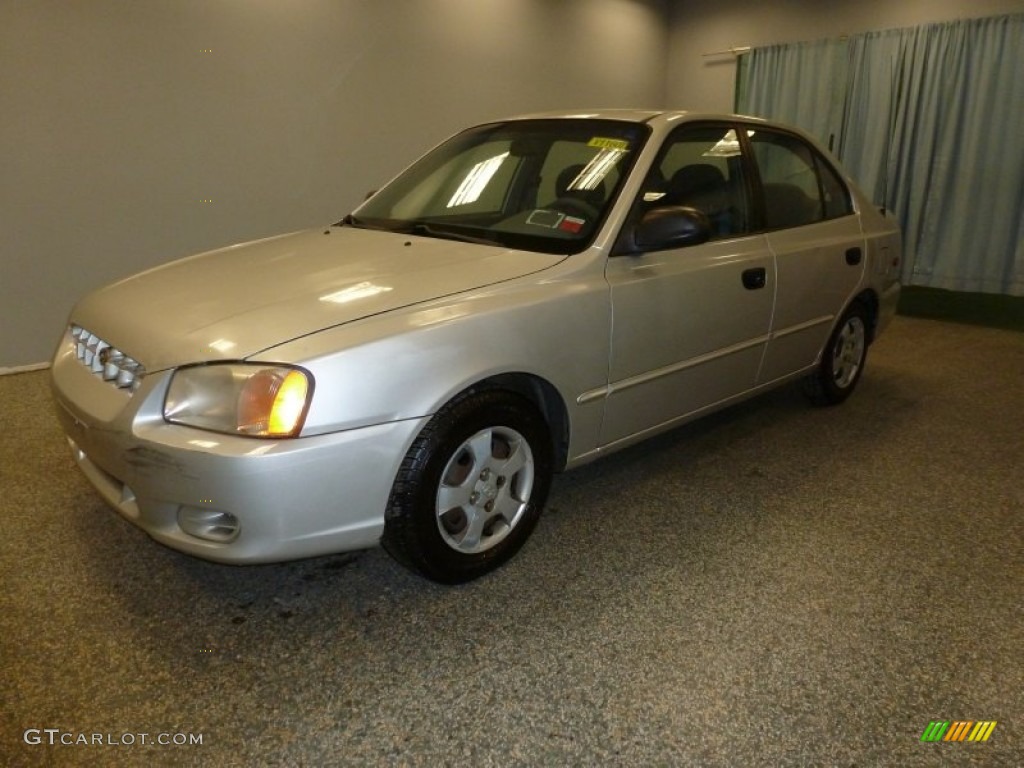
178,507,240,543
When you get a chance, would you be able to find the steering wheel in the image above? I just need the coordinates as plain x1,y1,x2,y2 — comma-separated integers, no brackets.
548,196,600,222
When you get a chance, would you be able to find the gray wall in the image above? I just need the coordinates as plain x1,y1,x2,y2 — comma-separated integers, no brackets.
0,0,669,368
4,0,1020,368
667,0,1024,112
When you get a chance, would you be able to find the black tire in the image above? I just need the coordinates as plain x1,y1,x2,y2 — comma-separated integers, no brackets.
382,389,553,583
803,302,870,406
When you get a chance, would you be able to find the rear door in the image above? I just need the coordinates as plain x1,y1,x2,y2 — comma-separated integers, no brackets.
747,129,866,384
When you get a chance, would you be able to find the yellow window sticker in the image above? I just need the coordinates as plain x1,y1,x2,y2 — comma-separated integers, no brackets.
587,137,629,151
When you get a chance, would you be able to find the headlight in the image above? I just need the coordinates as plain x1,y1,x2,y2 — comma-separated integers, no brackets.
163,363,313,438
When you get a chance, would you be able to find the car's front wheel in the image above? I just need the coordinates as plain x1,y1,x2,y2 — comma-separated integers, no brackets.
803,302,870,406
382,389,553,583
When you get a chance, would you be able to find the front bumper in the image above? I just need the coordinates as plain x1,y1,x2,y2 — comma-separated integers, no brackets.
50,337,429,564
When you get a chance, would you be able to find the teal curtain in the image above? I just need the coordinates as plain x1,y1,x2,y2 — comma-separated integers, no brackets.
738,14,1024,296
739,38,848,151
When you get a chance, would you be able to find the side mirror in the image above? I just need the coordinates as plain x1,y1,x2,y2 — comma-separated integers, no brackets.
625,206,711,253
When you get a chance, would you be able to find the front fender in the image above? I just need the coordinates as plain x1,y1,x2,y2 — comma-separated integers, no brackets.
254,266,611,460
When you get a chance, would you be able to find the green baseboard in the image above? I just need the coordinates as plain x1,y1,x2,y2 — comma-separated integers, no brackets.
897,286,1024,332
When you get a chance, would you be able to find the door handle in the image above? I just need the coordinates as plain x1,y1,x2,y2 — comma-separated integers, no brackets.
742,267,766,290
845,247,862,266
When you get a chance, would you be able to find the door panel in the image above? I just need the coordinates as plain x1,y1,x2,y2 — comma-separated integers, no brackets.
602,235,774,445
759,217,865,384
747,129,865,384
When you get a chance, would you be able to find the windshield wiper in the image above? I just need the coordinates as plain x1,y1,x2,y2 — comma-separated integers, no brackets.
405,221,500,246
340,215,499,246
338,213,368,228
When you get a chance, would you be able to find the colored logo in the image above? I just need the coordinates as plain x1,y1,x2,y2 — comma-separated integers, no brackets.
921,720,997,742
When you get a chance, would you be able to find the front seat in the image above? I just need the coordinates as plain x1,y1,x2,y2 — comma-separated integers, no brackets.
665,163,732,236
553,164,607,215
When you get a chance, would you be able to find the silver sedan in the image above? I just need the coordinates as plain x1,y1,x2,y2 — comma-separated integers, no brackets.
51,110,901,582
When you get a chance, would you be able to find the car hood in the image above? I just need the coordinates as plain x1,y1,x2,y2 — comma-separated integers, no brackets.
71,227,563,372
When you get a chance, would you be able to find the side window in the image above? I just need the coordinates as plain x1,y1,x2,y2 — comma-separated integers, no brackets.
750,131,852,229
636,125,751,240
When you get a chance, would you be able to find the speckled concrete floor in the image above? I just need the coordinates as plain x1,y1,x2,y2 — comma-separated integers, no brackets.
2,316,1021,767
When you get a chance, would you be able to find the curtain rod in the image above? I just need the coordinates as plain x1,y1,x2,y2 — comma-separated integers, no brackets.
702,46,751,58
705,33,852,58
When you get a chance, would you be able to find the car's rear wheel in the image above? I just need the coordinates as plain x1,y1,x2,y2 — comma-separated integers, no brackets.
803,302,869,406
382,389,553,583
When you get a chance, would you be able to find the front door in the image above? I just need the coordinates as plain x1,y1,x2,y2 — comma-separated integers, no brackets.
600,124,775,446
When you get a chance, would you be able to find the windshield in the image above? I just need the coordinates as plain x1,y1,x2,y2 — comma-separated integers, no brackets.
347,119,649,254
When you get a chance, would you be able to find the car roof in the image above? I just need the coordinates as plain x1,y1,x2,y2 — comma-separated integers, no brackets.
510,108,663,122
506,109,772,128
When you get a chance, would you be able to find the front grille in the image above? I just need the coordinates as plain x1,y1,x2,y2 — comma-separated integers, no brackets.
69,325,145,392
